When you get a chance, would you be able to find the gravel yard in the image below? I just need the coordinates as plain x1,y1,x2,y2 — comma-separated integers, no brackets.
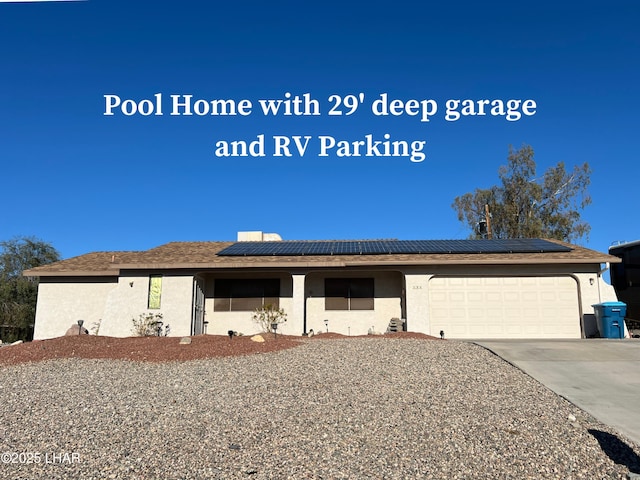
1,336,639,479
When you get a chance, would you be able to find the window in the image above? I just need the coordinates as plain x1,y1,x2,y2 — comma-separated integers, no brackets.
214,279,280,311
325,278,374,310
148,275,162,309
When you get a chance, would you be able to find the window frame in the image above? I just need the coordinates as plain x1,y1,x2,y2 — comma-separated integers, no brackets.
324,277,374,311
214,278,280,312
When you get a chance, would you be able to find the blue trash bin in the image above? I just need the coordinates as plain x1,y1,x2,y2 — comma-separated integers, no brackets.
592,302,627,339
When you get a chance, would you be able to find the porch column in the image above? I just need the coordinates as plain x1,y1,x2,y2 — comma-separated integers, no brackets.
291,273,306,335
404,273,432,335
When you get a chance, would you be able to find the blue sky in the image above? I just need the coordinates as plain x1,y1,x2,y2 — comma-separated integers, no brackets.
1,0,638,259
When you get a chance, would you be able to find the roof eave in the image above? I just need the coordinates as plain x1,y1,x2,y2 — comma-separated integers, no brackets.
107,256,621,270
23,269,120,277
344,257,619,266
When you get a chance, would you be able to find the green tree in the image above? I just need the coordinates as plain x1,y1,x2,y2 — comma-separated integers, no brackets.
0,236,60,341
452,145,592,243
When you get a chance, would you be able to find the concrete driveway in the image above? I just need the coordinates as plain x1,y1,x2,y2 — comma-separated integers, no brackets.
474,339,640,446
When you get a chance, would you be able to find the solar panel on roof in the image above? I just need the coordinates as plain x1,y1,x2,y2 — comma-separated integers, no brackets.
216,239,572,256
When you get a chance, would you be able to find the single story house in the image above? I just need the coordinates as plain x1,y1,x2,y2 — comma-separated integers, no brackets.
24,232,620,340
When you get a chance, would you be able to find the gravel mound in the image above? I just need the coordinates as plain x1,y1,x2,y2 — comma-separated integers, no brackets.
0,334,303,365
1,338,639,479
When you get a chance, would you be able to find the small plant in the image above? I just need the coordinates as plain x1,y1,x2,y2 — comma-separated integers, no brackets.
131,312,164,337
90,319,102,335
251,304,287,333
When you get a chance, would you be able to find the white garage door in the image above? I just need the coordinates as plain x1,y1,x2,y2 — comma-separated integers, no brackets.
428,276,581,339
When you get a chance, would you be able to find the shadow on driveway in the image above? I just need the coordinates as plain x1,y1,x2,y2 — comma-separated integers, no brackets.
589,429,640,474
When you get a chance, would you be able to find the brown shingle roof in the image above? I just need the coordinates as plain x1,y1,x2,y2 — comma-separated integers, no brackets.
21,251,141,276
23,239,618,277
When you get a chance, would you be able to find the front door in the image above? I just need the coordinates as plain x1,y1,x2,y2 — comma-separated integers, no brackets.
192,277,205,335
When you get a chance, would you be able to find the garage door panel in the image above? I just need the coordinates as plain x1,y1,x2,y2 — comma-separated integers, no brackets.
504,307,523,317
523,324,541,334
470,324,491,335
467,292,484,302
450,292,466,302
431,308,449,319
430,290,448,300
559,291,576,301
488,324,506,334
506,324,525,334
486,292,502,302
504,292,520,302
429,276,580,339
446,322,470,334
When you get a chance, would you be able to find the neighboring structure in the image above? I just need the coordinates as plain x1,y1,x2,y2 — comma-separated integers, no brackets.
609,240,640,324
24,233,619,340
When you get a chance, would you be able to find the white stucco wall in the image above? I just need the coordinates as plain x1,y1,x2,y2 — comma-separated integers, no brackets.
159,275,197,336
203,273,296,336
404,273,432,335
203,299,297,337
33,278,117,340
99,274,194,337
202,271,403,337
573,271,626,337
32,261,612,341
305,271,403,336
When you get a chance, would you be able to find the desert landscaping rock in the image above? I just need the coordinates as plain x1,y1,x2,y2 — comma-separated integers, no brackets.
64,324,89,336
1,337,639,479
